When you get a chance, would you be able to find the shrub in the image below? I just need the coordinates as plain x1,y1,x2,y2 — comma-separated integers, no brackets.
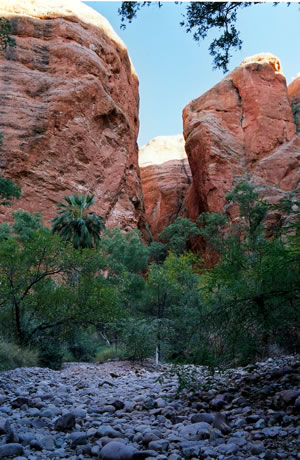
95,346,123,363
67,331,99,362
0,338,38,371
38,339,63,370
117,318,157,361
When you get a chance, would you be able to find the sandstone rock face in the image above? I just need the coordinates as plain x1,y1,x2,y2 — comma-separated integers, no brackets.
183,53,299,221
139,135,191,237
0,0,145,232
288,75,300,134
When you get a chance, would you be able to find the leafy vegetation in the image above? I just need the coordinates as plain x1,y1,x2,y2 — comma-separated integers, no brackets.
0,338,38,371
51,194,105,249
0,183,299,371
0,17,16,51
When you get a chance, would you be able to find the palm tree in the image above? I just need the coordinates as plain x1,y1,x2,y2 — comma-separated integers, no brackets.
51,194,105,249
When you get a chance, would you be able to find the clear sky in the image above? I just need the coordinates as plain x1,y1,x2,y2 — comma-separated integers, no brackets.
84,1,299,147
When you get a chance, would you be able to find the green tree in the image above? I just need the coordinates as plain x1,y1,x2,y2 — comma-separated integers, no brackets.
118,2,297,72
158,216,200,256
51,193,105,249
0,135,21,206
142,252,202,362
198,182,300,364
0,232,70,344
12,210,48,242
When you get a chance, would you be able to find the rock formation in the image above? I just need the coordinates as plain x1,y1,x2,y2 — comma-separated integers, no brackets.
0,0,145,232
183,53,299,223
288,75,300,134
139,135,191,238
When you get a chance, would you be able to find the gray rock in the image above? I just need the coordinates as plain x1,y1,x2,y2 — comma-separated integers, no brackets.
191,413,214,424
112,400,125,410
132,451,159,460
212,412,231,434
278,390,300,405
100,441,137,460
216,442,239,455
0,443,24,458
148,440,169,453
97,425,122,438
142,431,160,445
69,431,87,446
179,422,211,441
0,418,11,434
11,397,32,409
54,413,76,431
180,441,203,457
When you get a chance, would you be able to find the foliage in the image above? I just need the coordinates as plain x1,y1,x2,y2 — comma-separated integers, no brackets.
149,241,167,264
0,134,21,205
115,318,157,361
51,193,105,249
198,182,300,364
157,364,201,395
101,228,149,275
0,17,16,51
38,337,63,370
0,174,21,206
95,345,122,364
12,210,48,241
0,181,298,370
0,232,71,344
100,228,149,319
0,337,38,371
158,216,200,255
0,222,10,242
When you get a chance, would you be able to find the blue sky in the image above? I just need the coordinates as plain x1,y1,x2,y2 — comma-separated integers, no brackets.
84,1,299,147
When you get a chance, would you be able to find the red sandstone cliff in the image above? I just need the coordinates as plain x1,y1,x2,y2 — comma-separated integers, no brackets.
0,0,145,232
288,75,300,134
139,135,191,238
183,53,299,223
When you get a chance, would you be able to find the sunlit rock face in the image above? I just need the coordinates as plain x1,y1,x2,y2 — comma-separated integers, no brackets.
0,0,146,232
183,53,299,223
139,135,192,238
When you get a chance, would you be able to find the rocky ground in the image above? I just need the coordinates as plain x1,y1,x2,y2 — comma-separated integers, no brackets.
0,355,299,459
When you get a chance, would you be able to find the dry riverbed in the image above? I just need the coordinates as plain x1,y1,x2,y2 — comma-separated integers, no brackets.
0,356,299,459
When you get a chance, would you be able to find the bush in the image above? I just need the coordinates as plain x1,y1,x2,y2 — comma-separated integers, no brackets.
38,339,63,370
117,318,157,361
67,331,99,362
0,338,38,371
95,346,123,363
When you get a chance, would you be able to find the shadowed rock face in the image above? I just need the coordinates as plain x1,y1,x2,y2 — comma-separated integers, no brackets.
183,53,299,222
0,0,145,232
288,75,300,134
139,135,192,238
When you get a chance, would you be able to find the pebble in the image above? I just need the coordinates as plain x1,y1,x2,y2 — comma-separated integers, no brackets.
0,356,299,459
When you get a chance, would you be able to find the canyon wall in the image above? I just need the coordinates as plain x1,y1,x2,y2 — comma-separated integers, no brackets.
183,53,299,223
139,135,191,238
0,0,145,232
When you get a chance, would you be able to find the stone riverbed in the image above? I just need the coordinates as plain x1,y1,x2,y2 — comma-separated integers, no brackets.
0,355,299,459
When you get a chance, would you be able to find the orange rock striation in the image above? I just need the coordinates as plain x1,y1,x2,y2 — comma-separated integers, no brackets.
0,0,145,232
183,53,299,223
139,135,192,238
